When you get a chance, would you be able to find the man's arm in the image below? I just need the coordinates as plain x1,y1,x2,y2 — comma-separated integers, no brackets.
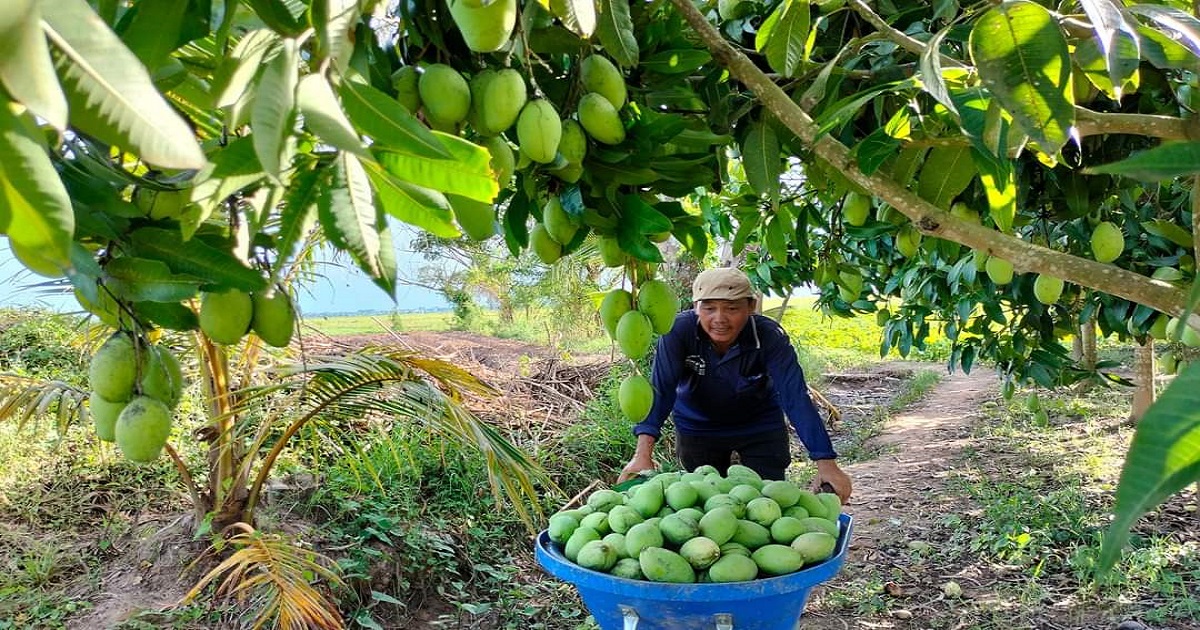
617,434,658,482
758,320,837,459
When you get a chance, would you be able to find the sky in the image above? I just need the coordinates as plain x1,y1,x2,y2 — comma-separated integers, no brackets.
0,233,451,317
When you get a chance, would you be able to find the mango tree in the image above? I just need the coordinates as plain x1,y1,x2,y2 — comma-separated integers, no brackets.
0,0,1196,598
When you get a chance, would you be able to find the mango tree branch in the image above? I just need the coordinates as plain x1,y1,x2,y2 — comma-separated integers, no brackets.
667,0,1191,321
847,0,966,68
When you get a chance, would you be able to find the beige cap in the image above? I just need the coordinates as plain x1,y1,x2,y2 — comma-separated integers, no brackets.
692,267,754,302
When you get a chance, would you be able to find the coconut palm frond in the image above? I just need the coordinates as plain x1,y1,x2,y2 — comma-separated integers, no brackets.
182,523,344,630
359,345,499,399
0,373,89,433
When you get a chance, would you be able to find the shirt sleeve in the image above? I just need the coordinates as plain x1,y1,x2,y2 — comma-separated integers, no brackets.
759,318,838,460
632,313,688,438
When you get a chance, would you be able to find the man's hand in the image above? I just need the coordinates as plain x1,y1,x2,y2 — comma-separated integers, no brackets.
617,454,656,483
812,459,853,504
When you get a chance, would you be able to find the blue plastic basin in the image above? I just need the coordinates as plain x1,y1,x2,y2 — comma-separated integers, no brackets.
535,514,852,630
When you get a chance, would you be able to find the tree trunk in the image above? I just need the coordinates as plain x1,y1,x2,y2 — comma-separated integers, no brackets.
1081,321,1097,371
1130,337,1156,423
775,294,791,322
499,297,514,324
1072,334,1083,362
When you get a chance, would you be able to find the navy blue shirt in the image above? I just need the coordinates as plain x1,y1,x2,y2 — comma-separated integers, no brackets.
632,310,838,460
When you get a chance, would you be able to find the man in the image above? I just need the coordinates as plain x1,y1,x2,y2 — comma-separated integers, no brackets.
617,267,853,502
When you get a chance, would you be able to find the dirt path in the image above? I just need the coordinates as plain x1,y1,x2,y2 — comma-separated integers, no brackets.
801,367,997,628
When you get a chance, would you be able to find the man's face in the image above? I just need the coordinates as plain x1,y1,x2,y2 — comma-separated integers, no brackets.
696,298,754,348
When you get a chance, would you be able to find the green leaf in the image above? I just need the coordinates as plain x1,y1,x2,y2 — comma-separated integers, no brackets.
1135,25,1199,71
297,74,368,157
755,0,809,78
595,0,638,68
274,163,323,276
1141,219,1194,248
374,133,499,203
212,29,279,109
0,98,74,275
1077,0,1140,98
339,80,451,160
118,0,204,71
311,0,361,73
127,227,266,291
0,0,67,130
1084,141,1200,180
550,0,596,37
973,148,1016,233
742,121,781,199
187,136,266,238
103,257,202,302
41,0,205,169
245,0,307,36
319,154,395,296
362,160,459,238
918,25,959,119
641,49,712,75
620,194,674,234
916,145,975,209
764,216,789,264
133,300,199,331
251,38,298,184
968,0,1074,155
1097,363,1200,574
1128,5,1200,60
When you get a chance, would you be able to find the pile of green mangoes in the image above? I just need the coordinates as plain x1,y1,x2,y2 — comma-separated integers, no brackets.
546,465,843,584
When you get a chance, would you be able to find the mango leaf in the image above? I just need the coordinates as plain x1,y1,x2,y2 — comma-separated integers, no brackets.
310,0,360,72
245,0,307,36
620,194,674,234
973,148,1016,233
764,216,789,264
676,224,709,260
41,0,205,170
1136,25,1200,71
338,80,450,160
503,185,533,256
297,74,368,158
361,160,459,238
755,0,809,78
133,300,199,331
595,0,638,68
1074,37,1139,101
212,29,279,108
118,0,208,71
742,121,781,199
1129,5,1200,59
374,132,498,203
319,154,395,295
918,24,958,119
186,136,266,238
968,1,1074,155
641,50,712,75
1084,141,1200,180
273,164,323,273
0,0,67,130
251,38,298,184
854,128,902,176
127,227,266,291
103,257,202,302
916,145,975,209
0,99,74,274
1141,220,1195,248
550,0,596,37
1077,0,1140,98
1097,363,1200,574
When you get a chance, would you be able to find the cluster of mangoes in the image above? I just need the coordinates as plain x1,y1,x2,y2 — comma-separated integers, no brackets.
87,332,184,463
391,53,631,243
199,288,295,348
598,279,677,422
547,465,843,584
